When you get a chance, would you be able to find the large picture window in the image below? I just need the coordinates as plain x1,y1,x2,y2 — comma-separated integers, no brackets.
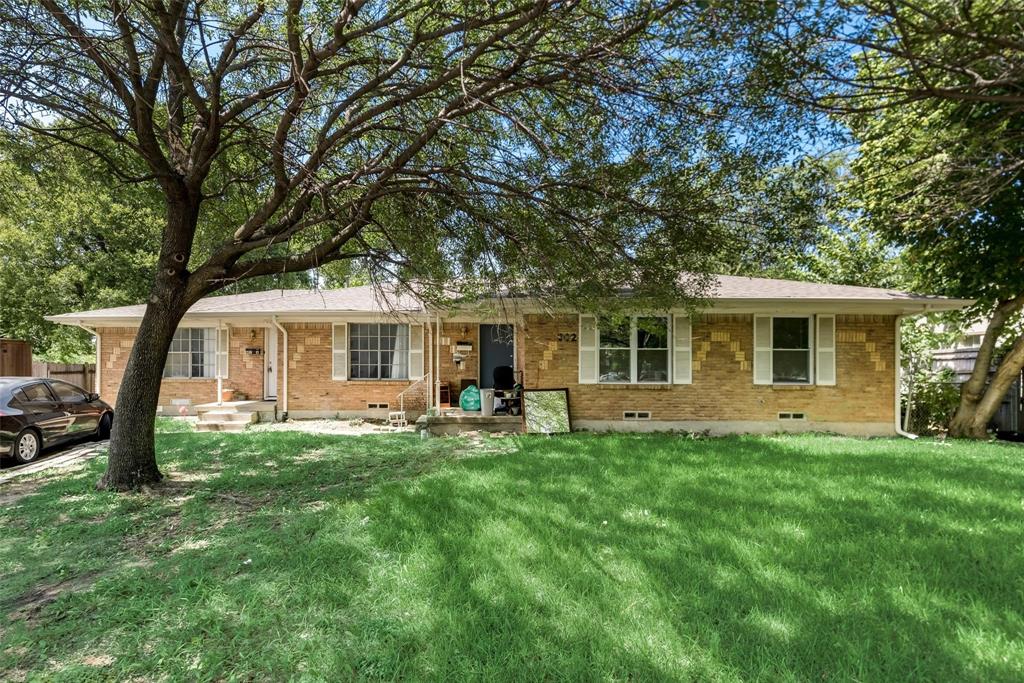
349,323,409,379
771,317,811,384
598,316,670,384
164,328,216,378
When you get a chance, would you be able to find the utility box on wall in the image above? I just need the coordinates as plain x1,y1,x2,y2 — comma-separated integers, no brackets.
0,339,32,376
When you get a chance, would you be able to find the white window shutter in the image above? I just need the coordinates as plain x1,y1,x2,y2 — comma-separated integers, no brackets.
579,314,598,384
672,315,692,384
408,323,424,379
216,327,229,379
816,315,836,386
332,323,347,380
753,315,772,385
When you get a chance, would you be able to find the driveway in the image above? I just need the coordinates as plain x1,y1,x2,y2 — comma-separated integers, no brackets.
0,439,108,484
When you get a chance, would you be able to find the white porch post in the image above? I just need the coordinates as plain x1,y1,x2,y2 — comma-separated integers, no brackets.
272,316,289,415
435,313,442,408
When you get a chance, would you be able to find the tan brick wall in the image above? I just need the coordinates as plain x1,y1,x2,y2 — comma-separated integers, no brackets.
436,322,481,402
98,323,434,416
520,313,896,427
97,326,266,412
98,313,895,429
281,323,429,415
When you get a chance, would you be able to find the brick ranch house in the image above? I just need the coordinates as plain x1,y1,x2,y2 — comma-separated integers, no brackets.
47,275,971,436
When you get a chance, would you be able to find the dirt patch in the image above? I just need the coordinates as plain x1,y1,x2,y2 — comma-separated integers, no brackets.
6,571,104,622
250,418,414,436
81,654,115,667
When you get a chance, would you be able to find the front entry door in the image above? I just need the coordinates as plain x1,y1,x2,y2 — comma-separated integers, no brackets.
264,327,278,399
479,324,514,389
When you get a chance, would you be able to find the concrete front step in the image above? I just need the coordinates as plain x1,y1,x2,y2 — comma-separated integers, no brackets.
198,410,256,423
195,421,250,433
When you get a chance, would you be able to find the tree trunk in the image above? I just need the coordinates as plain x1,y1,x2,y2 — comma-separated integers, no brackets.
948,294,1024,439
98,191,200,490
948,332,1024,439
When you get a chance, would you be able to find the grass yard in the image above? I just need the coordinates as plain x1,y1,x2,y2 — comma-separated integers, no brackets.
1,428,1022,681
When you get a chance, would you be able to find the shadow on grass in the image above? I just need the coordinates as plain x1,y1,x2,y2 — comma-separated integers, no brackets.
0,432,1022,681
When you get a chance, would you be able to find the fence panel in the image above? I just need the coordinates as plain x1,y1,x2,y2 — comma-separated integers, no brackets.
1,339,33,376
31,362,97,392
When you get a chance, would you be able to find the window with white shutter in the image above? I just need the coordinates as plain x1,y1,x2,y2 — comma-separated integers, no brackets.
332,323,347,380
816,315,836,386
579,315,598,384
672,315,692,384
216,327,229,379
409,323,424,379
753,315,772,385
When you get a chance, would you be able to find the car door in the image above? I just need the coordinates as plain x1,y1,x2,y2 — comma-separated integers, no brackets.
16,382,68,444
48,380,100,436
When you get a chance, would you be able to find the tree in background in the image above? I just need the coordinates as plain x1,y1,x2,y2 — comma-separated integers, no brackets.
0,135,161,360
774,0,1024,438
0,0,816,488
0,133,318,361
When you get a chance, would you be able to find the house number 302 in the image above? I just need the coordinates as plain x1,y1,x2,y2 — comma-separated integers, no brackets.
557,333,578,342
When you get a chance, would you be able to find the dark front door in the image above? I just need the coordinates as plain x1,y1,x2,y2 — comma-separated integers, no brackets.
479,324,514,389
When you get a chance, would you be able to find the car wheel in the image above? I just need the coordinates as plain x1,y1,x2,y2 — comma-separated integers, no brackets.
97,412,113,440
13,429,41,465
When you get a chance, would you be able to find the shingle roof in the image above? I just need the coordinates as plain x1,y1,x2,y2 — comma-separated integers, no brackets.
707,274,958,302
47,285,422,322
46,275,972,323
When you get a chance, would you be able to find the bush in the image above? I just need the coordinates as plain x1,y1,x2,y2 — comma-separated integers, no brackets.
904,368,960,435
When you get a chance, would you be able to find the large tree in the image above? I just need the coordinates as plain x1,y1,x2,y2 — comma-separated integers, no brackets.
774,0,1024,438
0,131,324,360
0,0,808,488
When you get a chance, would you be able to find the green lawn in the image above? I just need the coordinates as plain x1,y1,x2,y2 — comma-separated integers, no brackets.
1,429,1022,681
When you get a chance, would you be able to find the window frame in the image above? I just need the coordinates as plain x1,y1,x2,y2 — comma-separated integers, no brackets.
48,380,87,402
597,315,671,385
163,326,217,380
769,315,815,385
346,322,411,381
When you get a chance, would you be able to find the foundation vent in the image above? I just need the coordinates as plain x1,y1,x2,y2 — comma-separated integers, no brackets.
778,412,806,420
623,411,652,420
367,402,390,410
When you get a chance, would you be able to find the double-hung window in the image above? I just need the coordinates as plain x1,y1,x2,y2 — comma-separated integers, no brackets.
771,316,812,384
164,328,216,379
598,316,670,384
349,323,409,379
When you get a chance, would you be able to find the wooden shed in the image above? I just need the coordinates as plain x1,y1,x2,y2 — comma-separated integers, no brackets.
0,339,33,376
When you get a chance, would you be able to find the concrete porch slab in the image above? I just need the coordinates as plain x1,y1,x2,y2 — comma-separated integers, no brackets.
416,412,523,436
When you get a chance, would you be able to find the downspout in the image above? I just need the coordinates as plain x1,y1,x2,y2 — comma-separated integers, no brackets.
272,316,288,419
76,323,99,395
216,319,224,406
894,314,918,440
435,313,442,409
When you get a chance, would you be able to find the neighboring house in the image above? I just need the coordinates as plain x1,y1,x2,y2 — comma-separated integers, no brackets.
933,320,1023,433
46,275,971,436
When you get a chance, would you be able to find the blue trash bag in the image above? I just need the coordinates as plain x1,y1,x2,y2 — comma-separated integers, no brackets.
459,384,481,411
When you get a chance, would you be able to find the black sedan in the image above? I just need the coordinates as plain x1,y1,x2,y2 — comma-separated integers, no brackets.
0,378,113,465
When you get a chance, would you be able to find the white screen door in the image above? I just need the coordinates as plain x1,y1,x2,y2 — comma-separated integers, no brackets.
264,327,278,399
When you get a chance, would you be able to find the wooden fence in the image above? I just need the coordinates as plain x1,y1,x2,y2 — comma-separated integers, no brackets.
31,362,97,392
1,339,33,376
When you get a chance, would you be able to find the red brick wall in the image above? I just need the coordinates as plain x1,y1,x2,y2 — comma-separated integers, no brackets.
519,313,896,428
